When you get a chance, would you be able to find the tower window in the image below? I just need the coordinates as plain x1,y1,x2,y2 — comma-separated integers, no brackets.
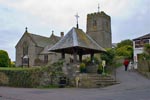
93,20,97,26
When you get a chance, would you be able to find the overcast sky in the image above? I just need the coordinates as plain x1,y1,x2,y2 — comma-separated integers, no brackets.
0,0,150,61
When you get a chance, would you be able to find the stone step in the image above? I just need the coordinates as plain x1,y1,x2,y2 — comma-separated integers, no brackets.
88,77,114,80
92,79,116,83
87,75,114,80
78,73,118,88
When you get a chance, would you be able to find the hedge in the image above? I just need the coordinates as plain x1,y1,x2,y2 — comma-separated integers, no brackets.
0,61,64,88
0,67,46,88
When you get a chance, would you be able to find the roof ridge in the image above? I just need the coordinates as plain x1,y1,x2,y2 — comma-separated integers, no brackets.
133,33,150,40
49,27,106,54
50,33,60,38
29,32,50,39
73,28,78,46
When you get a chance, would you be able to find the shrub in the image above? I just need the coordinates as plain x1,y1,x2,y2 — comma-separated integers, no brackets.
80,63,86,73
83,57,91,65
100,48,115,66
97,64,103,74
0,60,65,88
0,67,44,88
0,50,10,67
10,61,16,67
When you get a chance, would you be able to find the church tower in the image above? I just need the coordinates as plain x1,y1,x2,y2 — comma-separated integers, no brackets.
86,11,112,48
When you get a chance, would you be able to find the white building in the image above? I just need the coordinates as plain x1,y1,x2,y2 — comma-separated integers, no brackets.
133,33,150,69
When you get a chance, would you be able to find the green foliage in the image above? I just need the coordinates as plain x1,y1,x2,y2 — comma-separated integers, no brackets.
140,44,150,61
117,39,133,48
115,39,133,59
100,48,115,65
0,60,64,88
0,50,10,67
116,45,133,59
80,63,86,73
10,61,16,67
0,67,44,87
49,60,64,76
93,56,100,64
144,44,150,55
83,57,91,65
83,56,100,65
97,64,103,74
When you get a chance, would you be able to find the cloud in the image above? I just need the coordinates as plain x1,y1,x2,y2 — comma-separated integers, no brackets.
0,0,150,61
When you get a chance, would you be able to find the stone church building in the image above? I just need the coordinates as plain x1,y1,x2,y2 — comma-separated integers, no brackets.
15,11,112,67
15,29,63,67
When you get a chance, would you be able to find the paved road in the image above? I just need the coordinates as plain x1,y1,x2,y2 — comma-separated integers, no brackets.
0,66,150,100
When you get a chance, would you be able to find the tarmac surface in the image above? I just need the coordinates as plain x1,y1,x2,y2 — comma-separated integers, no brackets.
0,66,150,100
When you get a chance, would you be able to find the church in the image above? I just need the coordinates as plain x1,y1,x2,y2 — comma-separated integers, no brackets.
15,11,112,67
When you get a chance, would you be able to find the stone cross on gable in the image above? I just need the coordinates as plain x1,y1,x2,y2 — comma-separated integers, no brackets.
75,13,79,29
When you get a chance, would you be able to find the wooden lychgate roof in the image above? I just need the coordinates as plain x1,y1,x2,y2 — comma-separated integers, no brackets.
49,27,106,55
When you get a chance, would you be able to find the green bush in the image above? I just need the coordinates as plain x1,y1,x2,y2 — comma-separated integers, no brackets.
83,57,91,65
0,50,10,67
0,67,44,88
97,64,103,74
100,48,115,66
80,63,86,73
0,60,64,88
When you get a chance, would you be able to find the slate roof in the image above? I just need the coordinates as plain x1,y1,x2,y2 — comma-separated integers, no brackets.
40,34,61,54
29,33,60,48
133,33,150,41
49,27,106,54
16,30,61,54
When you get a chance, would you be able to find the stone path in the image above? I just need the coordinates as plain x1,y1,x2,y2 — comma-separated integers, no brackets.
0,66,150,100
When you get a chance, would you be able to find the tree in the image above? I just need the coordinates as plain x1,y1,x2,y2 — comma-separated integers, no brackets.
0,50,10,67
116,45,133,59
100,48,115,66
117,39,133,48
116,39,133,59
100,48,116,73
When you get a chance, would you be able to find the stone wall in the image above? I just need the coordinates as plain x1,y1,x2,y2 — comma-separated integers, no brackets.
16,32,62,67
16,33,37,67
86,12,112,48
138,60,150,78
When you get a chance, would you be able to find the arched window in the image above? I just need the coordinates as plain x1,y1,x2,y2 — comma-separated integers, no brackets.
22,41,29,67
23,41,28,56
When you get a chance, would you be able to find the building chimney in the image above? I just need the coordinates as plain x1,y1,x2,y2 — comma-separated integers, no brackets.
61,32,64,38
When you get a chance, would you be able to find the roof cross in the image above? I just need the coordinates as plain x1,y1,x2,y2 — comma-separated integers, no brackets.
75,13,79,29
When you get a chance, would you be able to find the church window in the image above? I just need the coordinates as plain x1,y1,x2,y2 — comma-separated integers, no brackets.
44,55,48,63
23,42,28,56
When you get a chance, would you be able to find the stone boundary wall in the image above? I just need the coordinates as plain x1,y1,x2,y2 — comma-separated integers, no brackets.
138,60,150,79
